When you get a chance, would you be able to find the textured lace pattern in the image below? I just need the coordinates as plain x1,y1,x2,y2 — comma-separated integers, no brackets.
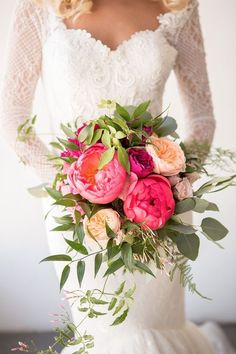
0,0,215,183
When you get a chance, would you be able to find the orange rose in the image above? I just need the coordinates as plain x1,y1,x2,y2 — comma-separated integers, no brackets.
146,135,186,176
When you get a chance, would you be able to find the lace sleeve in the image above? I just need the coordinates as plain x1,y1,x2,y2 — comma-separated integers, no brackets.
0,0,56,183
169,1,216,145
159,0,215,144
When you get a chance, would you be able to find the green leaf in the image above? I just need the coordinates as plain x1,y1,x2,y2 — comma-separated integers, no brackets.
77,123,92,142
116,103,131,121
90,128,103,145
154,116,177,137
111,308,128,326
50,141,64,151
117,146,130,174
57,138,79,150
112,116,129,132
112,299,125,316
102,129,111,148
90,297,109,305
98,147,115,169
95,253,103,277
77,261,85,287
54,198,77,207
121,243,133,271
60,265,70,291
206,202,219,211
105,221,116,238
64,239,88,255
51,224,74,232
175,198,196,214
166,221,196,234
132,101,151,119
201,217,228,241
45,187,62,200
108,297,117,311
28,184,48,198
193,198,210,213
40,254,72,263
60,123,76,138
115,131,127,139
103,258,124,277
115,281,126,295
134,260,155,277
75,223,85,243
174,233,200,261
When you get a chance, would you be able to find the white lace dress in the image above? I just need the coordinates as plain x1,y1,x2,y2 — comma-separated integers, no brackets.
1,0,235,353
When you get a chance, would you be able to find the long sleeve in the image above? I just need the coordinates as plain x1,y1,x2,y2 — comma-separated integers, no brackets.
173,1,216,145
0,0,56,183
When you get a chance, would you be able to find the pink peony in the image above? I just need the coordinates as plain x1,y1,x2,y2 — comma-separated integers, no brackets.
123,174,175,230
128,147,154,178
67,143,126,204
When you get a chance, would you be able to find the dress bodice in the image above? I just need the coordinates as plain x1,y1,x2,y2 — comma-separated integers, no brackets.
41,10,177,132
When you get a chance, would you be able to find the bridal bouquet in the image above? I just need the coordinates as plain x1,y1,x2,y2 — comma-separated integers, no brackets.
13,100,235,354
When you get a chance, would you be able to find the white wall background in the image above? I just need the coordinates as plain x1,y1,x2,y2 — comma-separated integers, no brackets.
0,0,235,332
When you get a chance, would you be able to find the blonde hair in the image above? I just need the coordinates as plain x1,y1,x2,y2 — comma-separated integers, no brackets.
35,0,190,19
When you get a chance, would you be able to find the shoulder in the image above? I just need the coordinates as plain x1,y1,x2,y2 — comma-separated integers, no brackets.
13,0,46,24
157,0,199,45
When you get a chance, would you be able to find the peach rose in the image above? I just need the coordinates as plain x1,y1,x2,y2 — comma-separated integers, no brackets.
146,135,186,176
173,177,193,201
83,208,121,242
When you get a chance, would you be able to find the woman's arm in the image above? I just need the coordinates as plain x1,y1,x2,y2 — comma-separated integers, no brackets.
0,0,55,183
173,2,216,148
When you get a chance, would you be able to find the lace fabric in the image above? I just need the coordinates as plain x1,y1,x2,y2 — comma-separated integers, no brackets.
0,0,215,184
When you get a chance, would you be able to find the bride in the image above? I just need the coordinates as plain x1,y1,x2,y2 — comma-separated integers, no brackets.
1,0,235,353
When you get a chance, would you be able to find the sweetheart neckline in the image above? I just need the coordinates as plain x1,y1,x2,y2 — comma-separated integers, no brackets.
57,16,164,53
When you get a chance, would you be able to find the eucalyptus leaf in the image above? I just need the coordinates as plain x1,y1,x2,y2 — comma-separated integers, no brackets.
174,233,200,261
166,221,196,234
201,217,228,241
175,198,196,214
154,116,177,137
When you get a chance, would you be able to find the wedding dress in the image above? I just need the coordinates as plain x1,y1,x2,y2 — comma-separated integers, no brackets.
1,0,235,353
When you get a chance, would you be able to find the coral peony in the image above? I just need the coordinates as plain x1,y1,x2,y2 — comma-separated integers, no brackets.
128,147,154,178
123,174,175,230
67,143,126,204
146,135,186,176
